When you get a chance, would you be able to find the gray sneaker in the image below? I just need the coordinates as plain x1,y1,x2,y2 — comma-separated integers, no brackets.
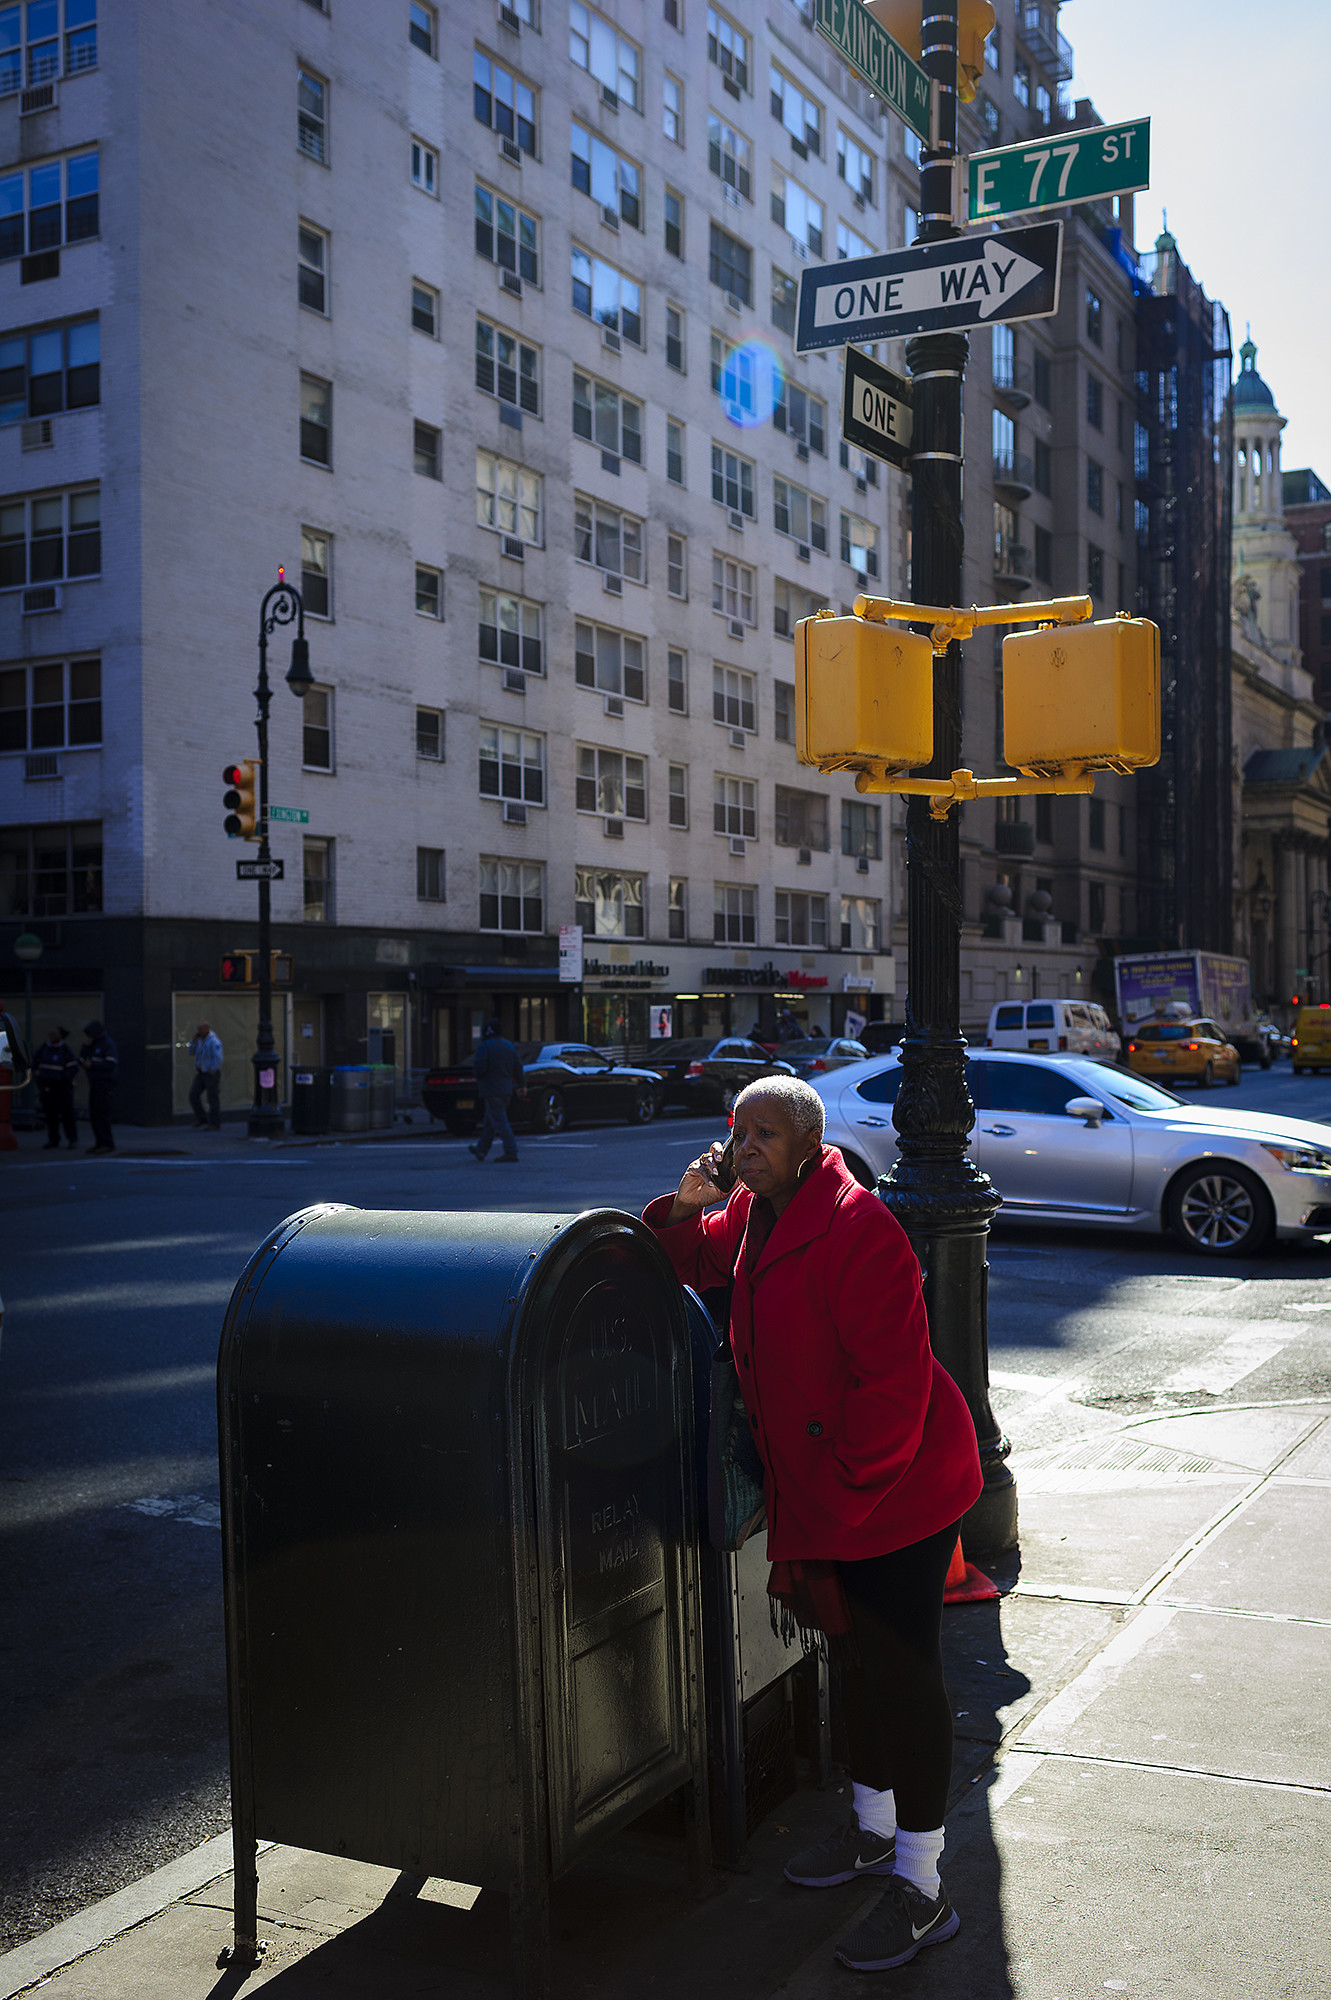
784,1820,895,1887
834,1876,959,1970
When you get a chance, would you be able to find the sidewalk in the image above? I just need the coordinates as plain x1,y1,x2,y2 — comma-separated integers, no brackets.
2,1399,1327,2000
2,1112,452,1161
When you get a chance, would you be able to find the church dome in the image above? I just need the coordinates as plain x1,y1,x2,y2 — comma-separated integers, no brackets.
1234,335,1275,411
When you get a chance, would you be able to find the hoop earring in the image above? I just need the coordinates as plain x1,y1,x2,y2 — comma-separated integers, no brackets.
796,1152,817,1185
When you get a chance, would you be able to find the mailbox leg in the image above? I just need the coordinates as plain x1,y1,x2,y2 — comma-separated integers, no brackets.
509,1875,551,2000
225,1821,263,1966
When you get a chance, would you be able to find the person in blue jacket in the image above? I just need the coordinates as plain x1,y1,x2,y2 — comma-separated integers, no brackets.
469,1019,523,1163
36,1025,80,1149
80,1019,118,1155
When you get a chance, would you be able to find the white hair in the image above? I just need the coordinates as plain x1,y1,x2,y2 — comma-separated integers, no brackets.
733,1074,825,1141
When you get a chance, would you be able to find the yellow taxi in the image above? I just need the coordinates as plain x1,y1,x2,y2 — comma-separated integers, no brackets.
1126,1017,1242,1088
1292,1005,1331,1074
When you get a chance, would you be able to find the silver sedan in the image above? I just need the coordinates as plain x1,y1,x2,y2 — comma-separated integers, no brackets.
815,1050,1331,1257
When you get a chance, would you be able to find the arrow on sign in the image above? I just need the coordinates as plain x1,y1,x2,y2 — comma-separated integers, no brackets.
236,858,285,881
796,223,1062,351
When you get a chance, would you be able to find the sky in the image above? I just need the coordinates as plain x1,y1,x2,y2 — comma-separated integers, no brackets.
1062,0,1329,482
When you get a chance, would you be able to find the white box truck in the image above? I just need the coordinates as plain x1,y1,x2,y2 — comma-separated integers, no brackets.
1113,951,1270,1067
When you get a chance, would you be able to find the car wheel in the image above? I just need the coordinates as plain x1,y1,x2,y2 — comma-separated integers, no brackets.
839,1150,878,1190
1167,1162,1272,1257
1200,1061,1214,1089
626,1088,656,1126
536,1089,566,1135
1227,1060,1242,1086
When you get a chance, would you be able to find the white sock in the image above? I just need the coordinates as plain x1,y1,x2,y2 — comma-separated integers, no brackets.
893,1826,945,1899
851,1782,896,1842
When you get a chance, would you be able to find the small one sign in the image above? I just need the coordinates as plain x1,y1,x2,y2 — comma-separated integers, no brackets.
267,805,309,824
815,0,930,142
796,223,1063,352
649,1004,674,1040
965,118,1150,224
841,348,913,472
558,924,584,984
236,858,285,880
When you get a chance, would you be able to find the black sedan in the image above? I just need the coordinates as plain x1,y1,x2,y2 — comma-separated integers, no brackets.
638,1037,795,1115
423,1043,663,1136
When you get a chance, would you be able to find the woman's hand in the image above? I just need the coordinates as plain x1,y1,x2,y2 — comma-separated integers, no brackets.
667,1143,730,1224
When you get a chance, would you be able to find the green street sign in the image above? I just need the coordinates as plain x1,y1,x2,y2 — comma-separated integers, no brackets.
815,0,930,142
267,805,309,824
966,117,1150,223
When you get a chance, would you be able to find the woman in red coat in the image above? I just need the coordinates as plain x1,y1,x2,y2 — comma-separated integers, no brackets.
644,1075,982,1973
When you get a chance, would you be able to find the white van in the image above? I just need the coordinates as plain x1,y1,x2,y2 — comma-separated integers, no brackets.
983,998,1121,1058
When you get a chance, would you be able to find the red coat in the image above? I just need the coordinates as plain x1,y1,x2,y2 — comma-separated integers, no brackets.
644,1147,982,1562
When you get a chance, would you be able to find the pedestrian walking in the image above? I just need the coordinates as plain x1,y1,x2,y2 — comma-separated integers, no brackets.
644,1075,981,1974
35,1025,79,1149
187,1021,224,1130
776,1005,803,1041
80,1019,119,1155
468,1019,523,1163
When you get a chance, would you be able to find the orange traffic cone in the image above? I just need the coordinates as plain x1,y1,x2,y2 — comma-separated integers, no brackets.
943,1535,1000,1605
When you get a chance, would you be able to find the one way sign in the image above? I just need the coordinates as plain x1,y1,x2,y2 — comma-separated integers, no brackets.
795,222,1062,353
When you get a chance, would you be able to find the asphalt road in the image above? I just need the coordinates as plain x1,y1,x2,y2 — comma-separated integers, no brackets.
2,1068,1330,1953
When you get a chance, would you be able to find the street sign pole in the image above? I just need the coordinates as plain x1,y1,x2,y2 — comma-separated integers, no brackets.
881,0,1015,1554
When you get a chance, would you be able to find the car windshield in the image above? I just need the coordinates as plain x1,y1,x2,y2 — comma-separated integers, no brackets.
784,1039,837,1055
1136,1023,1191,1041
650,1039,717,1059
1075,1062,1184,1111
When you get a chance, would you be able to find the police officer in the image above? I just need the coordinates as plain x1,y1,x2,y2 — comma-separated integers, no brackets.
36,1025,80,1149
80,1018,119,1155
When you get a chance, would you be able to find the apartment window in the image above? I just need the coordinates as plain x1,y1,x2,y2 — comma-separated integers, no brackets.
666,302,685,371
714,882,755,944
837,221,874,262
573,373,641,460
669,764,689,828
415,564,442,618
712,555,755,626
713,662,756,731
771,170,823,256
708,113,752,200
771,64,821,152
0,486,99,586
841,441,878,486
569,2,640,109
301,528,330,617
1134,420,1150,481
840,511,879,579
298,226,327,313
1012,59,1029,108
841,799,881,859
775,890,827,948
774,679,795,741
575,495,644,580
298,70,327,161
571,122,641,228
1033,437,1051,496
667,647,687,713
978,94,998,141
776,385,826,467
666,420,685,487
0,149,99,263
664,0,680,27
576,867,645,938
1134,497,1151,543
1033,350,1051,407
667,532,687,597
476,318,540,416
711,442,755,518
409,2,436,56
416,706,444,759
664,187,683,257
303,838,332,922
993,406,1015,472
0,0,96,89
1035,794,1053,844
413,846,446,902
571,246,642,344
411,138,438,196
1088,797,1106,852
473,52,537,154
1033,524,1052,583
480,857,544,933
577,746,646,820
1086,288,1103,345
1087,460,1103,515
575,621,646,701
477,451,542,543
1087,374,1103,429
0,821,101,917
707,7,748,90
300,375,330,465
474,185,540,284
708,222,751,304
303,687,333,770
663,71,682,143
479,588,543,673
1115,481,1125,531
0,657,100,751
668,877,687,941
714,774,756,838
774,786,828,850
0,316,98,422
479,723,545,804
1087,544,1104,597
836,128,874,203
774,580,827,640
771,268,796,337
773,478,827,552
413,419,441,479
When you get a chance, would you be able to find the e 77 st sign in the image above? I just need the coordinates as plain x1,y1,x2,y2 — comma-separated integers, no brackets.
965,118,1150,223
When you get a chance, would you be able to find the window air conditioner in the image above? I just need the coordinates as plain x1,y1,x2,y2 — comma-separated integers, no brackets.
20,80,56,115
601,325,622,352
602,571,623,595
723,74,740,101
502,801,528,825
729,726,746,748
603,817,625,838
600,84,618,111
724,291,743,314
856,854,870,874
729,835,747,856
500,136,522,164
601,203,620,231
854,191,866,212
797,847,812,866
502,667,527,693
797,542,810,562
21,584,60,614
796,440,810,461
722,183,742,208
21,418,52,450
24,752,60,780
791,239,809,261
727,510,744,532
790,137,808,160
727,618,745,639
855,475,867,494
500,534,525,560
501,271,523,297
498,3,521,30
603,693,624,717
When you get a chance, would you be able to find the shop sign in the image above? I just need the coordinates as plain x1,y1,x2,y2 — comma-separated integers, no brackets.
559,925,584,983
842,974,876,992
702,964,830,990
582,957,671,983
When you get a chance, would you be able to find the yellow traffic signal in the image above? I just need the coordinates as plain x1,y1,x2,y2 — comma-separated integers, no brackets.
223,760,259,840
866,0,996,103
1002,615,1160,776
795,612,934,776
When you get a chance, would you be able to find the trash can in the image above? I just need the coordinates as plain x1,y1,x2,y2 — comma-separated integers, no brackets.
218,1206,708,1989
288,1065,331,1136
369,1062,395,1128
329,1064,371,1132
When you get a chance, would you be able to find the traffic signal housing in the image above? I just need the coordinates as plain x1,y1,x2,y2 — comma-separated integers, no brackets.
866,0,996,103
223,760,259,840
270,952,294,986
795,612,934,777
1001,615,1160,777
220,952,254,985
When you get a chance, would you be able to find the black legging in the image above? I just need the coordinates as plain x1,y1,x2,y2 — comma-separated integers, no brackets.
837,1517,961,1830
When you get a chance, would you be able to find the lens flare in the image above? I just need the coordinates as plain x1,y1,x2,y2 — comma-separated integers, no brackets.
714,334,785,429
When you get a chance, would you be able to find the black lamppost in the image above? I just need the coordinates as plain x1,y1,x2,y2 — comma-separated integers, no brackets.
248,572,312,1139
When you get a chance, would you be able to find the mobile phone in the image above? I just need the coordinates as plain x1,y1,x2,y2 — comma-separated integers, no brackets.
712,1136,737,1195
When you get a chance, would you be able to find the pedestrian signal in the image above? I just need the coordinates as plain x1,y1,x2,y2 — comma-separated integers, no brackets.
223,760,259,840
220,952,254,985
795,612,933,777
866,0,996,102
1001,615,1160,777
271,952,294,986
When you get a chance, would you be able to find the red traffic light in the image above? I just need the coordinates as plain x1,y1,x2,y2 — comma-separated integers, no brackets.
223,759,259,839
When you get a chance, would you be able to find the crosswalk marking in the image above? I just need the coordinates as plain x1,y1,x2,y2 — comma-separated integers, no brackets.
1163,1325,1301,1396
